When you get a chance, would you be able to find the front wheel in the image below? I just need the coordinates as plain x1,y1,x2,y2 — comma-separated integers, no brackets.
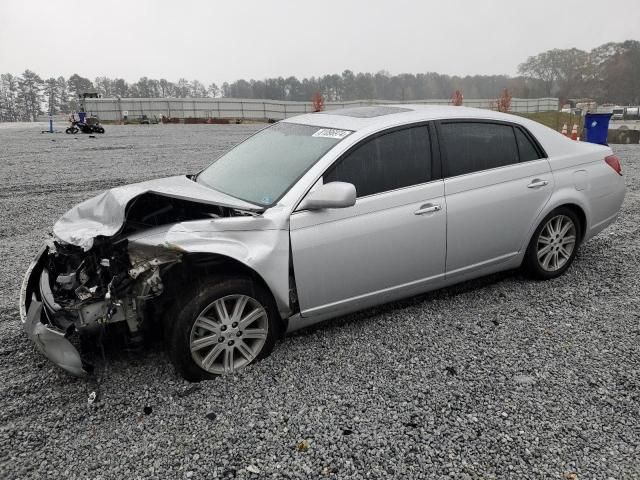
165,276,280,381
523,208,581,280
65,127,78,134
95,126,105,134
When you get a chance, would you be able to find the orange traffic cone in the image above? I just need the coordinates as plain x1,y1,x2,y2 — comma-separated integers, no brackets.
561,124,568,136
570,124,578,140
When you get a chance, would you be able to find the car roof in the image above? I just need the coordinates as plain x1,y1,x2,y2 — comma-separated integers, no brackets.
282,104,604,159
282,105,531,132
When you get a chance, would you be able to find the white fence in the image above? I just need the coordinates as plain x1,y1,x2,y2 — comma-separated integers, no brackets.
82,97,560,122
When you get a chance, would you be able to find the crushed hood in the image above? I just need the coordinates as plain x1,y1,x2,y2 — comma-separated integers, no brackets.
53,175,261,251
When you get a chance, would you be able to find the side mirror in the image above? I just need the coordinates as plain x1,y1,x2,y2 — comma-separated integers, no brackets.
299,182,356,211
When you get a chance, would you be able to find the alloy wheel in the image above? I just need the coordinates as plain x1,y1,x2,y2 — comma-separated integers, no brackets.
189,294,268,374
536,214,577,272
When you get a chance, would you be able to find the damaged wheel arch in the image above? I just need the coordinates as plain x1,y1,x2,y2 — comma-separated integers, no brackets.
156,252,290,336
164,274,282,381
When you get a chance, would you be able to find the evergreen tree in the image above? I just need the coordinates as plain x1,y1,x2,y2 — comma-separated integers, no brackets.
17,70,44,121
0,73,19,121
43,77,59,114
57,76,70,113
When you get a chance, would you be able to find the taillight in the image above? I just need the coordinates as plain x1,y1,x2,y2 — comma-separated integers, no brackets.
605,155,622,176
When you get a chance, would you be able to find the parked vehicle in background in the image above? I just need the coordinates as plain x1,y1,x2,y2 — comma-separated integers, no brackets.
21,106,625,381
137,115,159,124
575,101,597,113
624,106,639,120
612,107,625,120
560,104,583,116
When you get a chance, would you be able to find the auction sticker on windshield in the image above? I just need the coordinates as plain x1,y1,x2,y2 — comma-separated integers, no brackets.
312,128,351,139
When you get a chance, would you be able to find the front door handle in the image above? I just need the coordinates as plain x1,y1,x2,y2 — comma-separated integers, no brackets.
414,203,442,215
527,179,549,188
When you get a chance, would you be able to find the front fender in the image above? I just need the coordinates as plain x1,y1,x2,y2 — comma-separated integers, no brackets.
128,222,291,316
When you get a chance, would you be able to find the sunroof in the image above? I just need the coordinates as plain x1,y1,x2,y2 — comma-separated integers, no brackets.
323,106,412,118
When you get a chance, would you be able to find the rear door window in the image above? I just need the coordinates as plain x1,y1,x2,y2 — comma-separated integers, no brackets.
324,125,432,197
440,122,519,177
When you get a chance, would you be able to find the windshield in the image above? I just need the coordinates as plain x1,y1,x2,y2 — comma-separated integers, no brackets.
197,123,352,206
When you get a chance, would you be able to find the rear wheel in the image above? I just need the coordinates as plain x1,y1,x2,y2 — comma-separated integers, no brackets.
523,207,581,279
95,126,105,134
165,276,279,381
65,127,79,134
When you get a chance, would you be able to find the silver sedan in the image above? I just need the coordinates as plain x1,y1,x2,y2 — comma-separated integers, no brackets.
20,105,625,380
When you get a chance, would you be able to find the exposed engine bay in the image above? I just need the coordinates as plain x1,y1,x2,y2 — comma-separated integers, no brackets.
21,175,291,378
34,193,256,360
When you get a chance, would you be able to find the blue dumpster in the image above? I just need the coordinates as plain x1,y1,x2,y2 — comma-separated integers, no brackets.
78,111,86,123
583,113,612,145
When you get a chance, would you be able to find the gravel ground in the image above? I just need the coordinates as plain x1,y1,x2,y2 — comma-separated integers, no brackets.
1,123,639,479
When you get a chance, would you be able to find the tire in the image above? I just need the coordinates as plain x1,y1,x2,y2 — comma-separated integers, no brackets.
164,276,280,381
523,207,581,280
95,126,105,134
65,127,78,134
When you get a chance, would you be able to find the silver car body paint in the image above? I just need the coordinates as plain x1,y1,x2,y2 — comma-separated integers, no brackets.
21,105,626,374
290,180,447,319
124,209,291,315
443,158,554,276
24,298,88,377
284,108,623,325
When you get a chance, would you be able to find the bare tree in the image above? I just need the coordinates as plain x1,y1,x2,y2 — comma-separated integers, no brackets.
148,79,161,97
190,80,207,97
518,48,589,99
113,78,129,97
176,78,191,97
208,82,220,98
591,40,640,104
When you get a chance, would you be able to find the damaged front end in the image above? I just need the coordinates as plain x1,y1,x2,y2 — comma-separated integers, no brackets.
20,238,181,377
20,175,288,378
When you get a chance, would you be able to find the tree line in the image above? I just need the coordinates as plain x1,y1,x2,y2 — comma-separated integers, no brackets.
1,40,638,122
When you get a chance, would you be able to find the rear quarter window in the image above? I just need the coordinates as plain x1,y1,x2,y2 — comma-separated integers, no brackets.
515,127,543,162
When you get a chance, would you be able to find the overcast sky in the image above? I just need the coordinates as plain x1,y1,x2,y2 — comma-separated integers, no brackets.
1,0,638,85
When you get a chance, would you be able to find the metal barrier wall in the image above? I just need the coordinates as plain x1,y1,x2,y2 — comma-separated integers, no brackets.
82,97,560,122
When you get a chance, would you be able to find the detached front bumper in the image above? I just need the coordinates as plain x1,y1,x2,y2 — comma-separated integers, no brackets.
19,245,89,378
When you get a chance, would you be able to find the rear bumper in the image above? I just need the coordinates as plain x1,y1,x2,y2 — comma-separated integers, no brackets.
19,245,89,378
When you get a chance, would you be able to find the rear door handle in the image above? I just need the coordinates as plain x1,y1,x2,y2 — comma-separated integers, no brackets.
414,203,442,215
527,179,549,188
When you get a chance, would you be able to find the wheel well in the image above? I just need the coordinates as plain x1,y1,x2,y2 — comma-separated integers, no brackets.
158,252,285,324
524,203,588,255
559,203,587,243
